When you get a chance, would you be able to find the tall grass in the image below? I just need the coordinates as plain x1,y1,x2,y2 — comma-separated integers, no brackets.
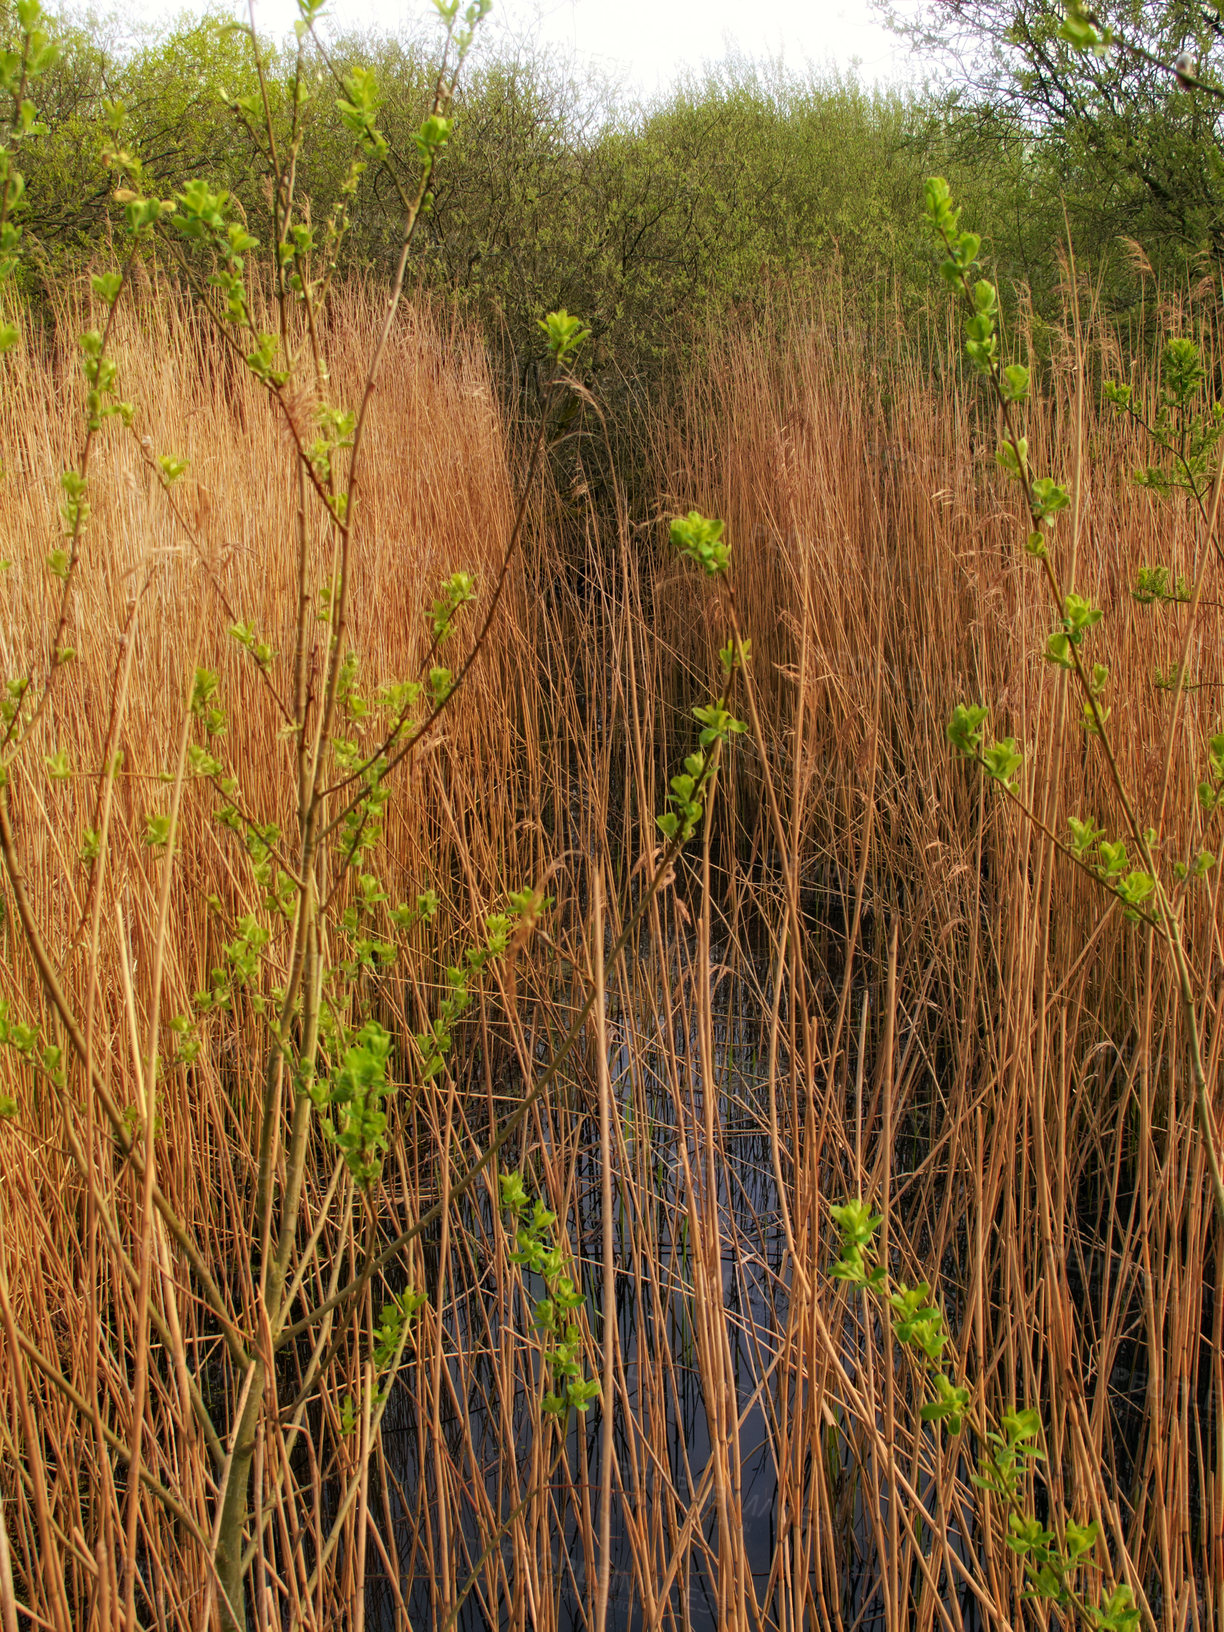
662,297,1222,1627
0,275,1219,1630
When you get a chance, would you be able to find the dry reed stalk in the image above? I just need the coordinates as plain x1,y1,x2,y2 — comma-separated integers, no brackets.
656,295,1223,1629
0,273,1220,1631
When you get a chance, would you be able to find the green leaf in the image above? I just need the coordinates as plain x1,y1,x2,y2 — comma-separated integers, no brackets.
1007,1513,1055,1559
996,437,1027,480
1164,336,1205,407
1059,0,1110,51
337,66,388,156
1030,477,1070,521
500,1171,529,1213
1063,1519,1099,1561
1116,870,1155,907
1088,1585,1140,1632
430,569,477,641
1001,1406,1042,1444
981,736,1023,792
1044,631,1073,668
947,702,988,757
414,112,452,160
1002,364,1030,403
1097,839,1128,876
919,1372,971,1434
830,1199,882,1248
1062,593,1102,639
91,271,124,307
1066,816,1104,857
144,812,172,847
538,308,590,362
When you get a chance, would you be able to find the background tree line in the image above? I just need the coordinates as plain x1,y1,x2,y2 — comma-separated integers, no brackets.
7,0,1224,401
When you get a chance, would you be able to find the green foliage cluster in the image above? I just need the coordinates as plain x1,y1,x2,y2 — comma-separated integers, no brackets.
1106,337,1224,504
413,887,551,1082
910,0,1224,299
500,1172,600,1416
11,0,1224,395
6,6,1009,380
830,1199,970,1434
830,1202,1140,1632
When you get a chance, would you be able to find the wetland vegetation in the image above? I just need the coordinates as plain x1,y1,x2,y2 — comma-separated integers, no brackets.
2,3,1224,1629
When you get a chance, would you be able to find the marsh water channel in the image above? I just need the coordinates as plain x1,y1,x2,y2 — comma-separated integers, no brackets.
370,1000,787,1630
358,970,963,1632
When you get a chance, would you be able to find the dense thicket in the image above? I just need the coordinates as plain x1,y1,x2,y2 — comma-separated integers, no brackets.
9,6,1021,380
12,0,1224,375
909,1,1224,283
9,2,1224,408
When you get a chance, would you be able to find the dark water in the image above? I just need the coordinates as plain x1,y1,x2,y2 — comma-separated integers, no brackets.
362,978,996,1632
366,996,807,1630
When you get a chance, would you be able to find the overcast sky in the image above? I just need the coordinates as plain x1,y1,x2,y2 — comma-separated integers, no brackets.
128,0,922,94
475,0,916,92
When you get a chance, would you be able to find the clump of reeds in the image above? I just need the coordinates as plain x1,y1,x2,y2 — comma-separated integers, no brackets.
1,23,1221,1616
654,271,1224,1629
